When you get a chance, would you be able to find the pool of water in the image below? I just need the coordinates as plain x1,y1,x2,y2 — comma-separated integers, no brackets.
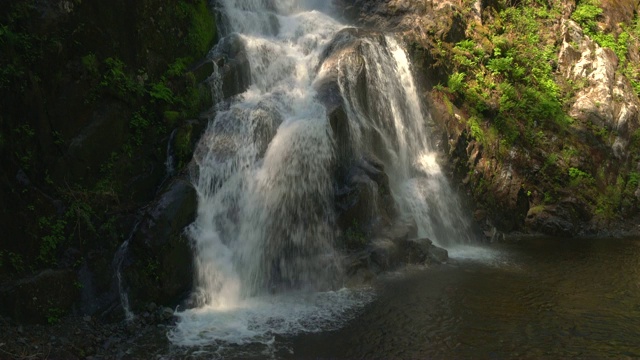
281,237,640,359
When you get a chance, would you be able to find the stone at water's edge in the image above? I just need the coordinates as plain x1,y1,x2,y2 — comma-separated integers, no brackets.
346,217,448,283
122,177,197,311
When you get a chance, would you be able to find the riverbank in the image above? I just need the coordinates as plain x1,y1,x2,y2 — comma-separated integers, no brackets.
0,304,175,359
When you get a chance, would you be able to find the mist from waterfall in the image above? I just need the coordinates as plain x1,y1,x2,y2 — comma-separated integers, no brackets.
169,0,476,349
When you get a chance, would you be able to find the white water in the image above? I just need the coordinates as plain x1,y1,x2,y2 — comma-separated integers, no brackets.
331,33,475,246
170,0,478,349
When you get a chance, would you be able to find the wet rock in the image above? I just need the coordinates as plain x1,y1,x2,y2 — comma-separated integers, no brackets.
123,177,197,311
315,28,405,251
212,34,252,99
159,307,174,322
406,238,449,264
345,217,445,279
335,156,397,249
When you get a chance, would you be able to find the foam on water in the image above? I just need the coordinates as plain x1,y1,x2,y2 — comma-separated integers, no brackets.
169,288,374,347
447,245,510,266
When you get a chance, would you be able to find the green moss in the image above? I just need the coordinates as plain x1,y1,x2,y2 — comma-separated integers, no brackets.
149,81,175,104
468,116,485,144
175,124,194,168
163,110,181,126
81,53,99,75
100,57,144,100
186,0,217,58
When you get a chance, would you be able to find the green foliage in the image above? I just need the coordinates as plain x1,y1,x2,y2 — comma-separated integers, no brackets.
167,58,190,77
81,53,99,75
7,252,24,272
38,216,67,265
100,57,144,100
468,116,485,143
571,1,602,29
174,125,194,168
186,0,217,57
0,17,42,91
130,110,151,146
448,72,466,93
344,225,367,250
144,258,160,281
486,56,514,75
46,307,64,325
568,166,594,188
149,81,175,104
568,167,591,179
567,0,640,100
163,110,181,126
442,1,567,152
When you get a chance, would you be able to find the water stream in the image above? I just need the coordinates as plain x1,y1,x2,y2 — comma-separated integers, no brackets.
169,0,477,351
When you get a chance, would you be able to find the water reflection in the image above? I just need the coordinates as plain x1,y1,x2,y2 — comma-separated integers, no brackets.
286,237,640,359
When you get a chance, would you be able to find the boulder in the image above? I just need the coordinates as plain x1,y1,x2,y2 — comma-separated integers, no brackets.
525,198,590,237
335,156,397,248
345,217,447,280
122,177,197,310
212,34,252,100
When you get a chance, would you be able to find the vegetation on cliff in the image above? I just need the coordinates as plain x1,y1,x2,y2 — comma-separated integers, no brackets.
407,0,640,235
0,0,216,322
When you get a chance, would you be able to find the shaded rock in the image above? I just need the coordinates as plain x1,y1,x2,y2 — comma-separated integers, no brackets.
0,269,78,324
335,156,397,249
123,177,197,310
212,34,252,99
401,238,449,264
53,101,130,183
345,216,446,280
525,198,590,237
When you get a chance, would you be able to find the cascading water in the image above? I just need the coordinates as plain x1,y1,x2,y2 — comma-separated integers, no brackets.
170,0,477,350
328,32,475,247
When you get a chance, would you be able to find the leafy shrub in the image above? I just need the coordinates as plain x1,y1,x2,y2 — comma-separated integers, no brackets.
448,72,466,93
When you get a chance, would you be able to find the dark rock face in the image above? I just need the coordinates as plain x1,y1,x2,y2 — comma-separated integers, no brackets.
335,156,397,249
122,177,197,310
346,218,448,282
212,34,252,99
0,269,78,324
525,198,591,237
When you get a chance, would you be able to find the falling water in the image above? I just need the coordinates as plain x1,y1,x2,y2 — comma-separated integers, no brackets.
331,34,475,246
113,221,140,322
170,0,477,350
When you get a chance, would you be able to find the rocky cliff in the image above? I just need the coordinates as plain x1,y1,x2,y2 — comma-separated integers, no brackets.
337,0,640,238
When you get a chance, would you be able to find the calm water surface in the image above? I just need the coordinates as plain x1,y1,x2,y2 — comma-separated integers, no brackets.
283,237,640,359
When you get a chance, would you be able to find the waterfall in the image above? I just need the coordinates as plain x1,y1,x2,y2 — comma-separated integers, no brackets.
169,0,475,349
332,34,474,246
